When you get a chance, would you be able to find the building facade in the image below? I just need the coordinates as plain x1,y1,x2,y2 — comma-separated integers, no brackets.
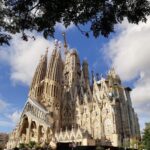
7,39,140,149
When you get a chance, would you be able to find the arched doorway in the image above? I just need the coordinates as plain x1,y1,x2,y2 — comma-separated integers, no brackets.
20,115,29,143
30,121,37,141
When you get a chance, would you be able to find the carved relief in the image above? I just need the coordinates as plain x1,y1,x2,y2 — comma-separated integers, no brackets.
104,119,112,135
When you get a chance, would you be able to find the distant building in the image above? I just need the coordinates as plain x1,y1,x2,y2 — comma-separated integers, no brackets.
0,133,8,149
7,36,140,149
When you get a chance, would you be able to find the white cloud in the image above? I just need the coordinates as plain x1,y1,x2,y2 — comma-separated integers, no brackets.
55,22,75,31
104,16,150,129
0,99,9,112
8,110,21,124
0,32,55,85
0,99,21,130
104,17,150,81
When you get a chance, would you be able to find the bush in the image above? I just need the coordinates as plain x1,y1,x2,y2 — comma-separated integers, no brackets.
28,141,36,149
19,143,25,149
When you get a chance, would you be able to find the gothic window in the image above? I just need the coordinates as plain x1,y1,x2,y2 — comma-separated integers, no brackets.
104,119,112,135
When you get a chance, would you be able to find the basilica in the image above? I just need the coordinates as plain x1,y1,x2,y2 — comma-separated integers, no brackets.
7,35,140,149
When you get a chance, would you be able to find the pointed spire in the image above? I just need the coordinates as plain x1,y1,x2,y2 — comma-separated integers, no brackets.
107,67,121,85
29,48,48,100
43,40,63,112
62,32,68,55
108,67,116,76
82,59,90,86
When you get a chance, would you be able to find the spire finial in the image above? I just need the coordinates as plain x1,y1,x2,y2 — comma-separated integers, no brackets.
62,32,68,55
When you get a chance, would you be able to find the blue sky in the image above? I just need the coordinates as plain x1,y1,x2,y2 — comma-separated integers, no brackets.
0,20,150,133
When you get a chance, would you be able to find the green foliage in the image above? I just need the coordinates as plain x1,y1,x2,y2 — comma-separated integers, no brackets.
96,146,105,150
0,0,150,45
138,141,144,150
28,141,36,148
142,123,150,150
34,143,42,149
19,143,25,149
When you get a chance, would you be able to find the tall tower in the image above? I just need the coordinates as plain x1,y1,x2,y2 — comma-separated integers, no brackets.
63,49,81,88
43,42,63,130
82,59,90,86
29,50,47,101
107,68,121,86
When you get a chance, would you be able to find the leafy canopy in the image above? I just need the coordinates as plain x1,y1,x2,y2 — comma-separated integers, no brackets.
142,123,150,149
0,0,150,45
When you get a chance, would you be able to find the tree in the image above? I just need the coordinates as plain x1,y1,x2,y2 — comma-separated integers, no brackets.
0,0,150,45
28,141,36,149
0,0,12,45
142,123,150,150
19,143,25,149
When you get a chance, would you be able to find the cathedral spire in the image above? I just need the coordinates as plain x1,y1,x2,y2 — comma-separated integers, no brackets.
43,40,63,110
29,48,48,101
62,32,68,55
82,59,90,85
107,67,121,85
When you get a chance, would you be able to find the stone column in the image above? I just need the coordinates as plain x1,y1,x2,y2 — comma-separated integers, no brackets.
26,118,32,143
43,127,47,143
45,127,49,143
37,124,40,144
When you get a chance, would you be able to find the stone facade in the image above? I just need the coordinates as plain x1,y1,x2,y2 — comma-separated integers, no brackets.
7,38,140,149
